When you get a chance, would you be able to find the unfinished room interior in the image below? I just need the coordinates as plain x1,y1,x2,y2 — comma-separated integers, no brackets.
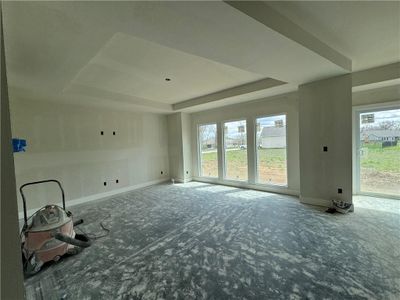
1,1,399,299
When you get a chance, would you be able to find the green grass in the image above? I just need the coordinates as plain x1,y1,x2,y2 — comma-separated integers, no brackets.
201,143,400,177
256,148,286,167
201,148,286,166
200,148,287,182
360,143,400,173
201,150,217,162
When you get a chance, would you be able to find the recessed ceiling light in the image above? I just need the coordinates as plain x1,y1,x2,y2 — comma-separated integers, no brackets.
165,78,171,81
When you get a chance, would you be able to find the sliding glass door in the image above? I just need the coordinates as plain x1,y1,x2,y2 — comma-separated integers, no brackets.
255,115,287,185
356,107,400,197
223,120,248,181
198,124,218,178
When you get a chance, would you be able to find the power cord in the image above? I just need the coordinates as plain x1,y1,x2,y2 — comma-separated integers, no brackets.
75,214,111,240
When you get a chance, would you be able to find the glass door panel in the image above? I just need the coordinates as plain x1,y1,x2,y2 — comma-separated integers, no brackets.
199,124,218,177
224,120,248,181
256,115,287,185
358,108,400,196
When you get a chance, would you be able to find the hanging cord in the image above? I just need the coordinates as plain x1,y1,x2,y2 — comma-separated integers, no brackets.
75,213,111,240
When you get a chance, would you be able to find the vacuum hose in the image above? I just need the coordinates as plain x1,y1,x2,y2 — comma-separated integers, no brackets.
54,232,92,248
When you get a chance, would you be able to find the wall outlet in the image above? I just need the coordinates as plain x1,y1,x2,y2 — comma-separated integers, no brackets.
323,146,328,152
116,179,119,184
113,131,116,135
161,171,163,175
338,188,342,194
101,131,104,135
103,181,107,186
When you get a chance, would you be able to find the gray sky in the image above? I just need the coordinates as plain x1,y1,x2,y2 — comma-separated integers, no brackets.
361,108,400,128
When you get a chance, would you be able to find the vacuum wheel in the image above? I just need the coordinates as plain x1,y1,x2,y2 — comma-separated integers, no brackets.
67,246,82,256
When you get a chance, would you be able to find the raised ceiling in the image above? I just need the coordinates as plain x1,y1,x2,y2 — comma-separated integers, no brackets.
2,1,398,113
267,1,400,71
64,33,269,105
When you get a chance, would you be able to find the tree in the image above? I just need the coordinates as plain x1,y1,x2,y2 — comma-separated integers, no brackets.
361,121,400,131
199,125,216,150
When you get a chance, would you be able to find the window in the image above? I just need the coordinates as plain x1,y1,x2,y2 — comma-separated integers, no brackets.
256,115,287,185
198,124,218,177
223,120,247,181
358,108,400,196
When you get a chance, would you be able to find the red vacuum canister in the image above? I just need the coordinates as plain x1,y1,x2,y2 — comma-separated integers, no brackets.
20,180,91,276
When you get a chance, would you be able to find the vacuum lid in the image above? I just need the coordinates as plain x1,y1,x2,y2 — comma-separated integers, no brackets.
29,205,71,232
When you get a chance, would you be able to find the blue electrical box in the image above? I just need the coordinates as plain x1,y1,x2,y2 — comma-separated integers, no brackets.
12,138,27,153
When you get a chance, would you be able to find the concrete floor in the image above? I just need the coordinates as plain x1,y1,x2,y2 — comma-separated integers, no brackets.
24,183,400,299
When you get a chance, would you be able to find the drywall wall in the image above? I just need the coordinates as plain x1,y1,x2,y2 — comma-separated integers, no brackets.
190,92,300,195
181,113,192,181
167,112,192,182
9,98,170,213
167,113,184,182
353,84,400,106
299,74,352,206
1,10,25,298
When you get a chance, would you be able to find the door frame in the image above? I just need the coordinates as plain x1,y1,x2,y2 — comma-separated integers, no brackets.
353,100,400,199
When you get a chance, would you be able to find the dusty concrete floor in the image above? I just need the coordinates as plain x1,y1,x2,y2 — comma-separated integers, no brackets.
24,183,400,299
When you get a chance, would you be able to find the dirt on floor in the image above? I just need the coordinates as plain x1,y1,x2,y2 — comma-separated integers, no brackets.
360,168,400,196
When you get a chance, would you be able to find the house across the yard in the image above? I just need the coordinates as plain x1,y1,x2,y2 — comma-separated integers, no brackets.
203,138,217,150
362,130,400,142
260,126,286,148
225,136,246,148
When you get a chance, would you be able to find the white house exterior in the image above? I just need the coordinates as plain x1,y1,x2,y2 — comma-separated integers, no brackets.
361,130,400,142
260,127,286,148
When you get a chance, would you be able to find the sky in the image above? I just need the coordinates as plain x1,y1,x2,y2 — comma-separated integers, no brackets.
200,115,287,140
258,115,286,127
225,115,286,138
360,108,400,128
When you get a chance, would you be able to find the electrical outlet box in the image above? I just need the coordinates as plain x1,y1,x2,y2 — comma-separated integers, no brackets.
116,179,119,184
338,188,342,194
161,171,163,175
323,146,328,152
104,182,107,186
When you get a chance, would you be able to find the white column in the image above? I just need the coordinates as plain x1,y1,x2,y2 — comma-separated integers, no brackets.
246,116,256,184
298,74,352,206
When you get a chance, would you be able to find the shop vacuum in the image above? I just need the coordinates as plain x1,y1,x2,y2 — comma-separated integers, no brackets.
20,180,91,276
